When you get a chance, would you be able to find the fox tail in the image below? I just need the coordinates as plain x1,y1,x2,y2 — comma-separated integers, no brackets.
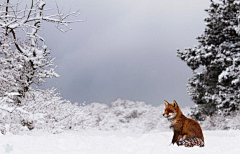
177,137,204,147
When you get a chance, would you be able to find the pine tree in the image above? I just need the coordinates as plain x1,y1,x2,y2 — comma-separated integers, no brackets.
177,0,240,120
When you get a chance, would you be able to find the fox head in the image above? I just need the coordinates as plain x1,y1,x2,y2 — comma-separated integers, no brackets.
163,100,180,119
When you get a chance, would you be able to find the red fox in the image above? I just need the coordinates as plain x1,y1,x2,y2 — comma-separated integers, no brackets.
163,100,204,147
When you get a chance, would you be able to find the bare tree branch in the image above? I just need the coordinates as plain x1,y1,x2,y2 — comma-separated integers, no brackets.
26,0,34,21
10,28,24,54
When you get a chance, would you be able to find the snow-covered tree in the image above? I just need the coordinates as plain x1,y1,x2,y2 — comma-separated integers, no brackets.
177,0,240,120
0,0,82,100
0,0,82,134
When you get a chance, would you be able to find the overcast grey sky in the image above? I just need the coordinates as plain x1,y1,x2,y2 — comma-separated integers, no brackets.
41,0,210,107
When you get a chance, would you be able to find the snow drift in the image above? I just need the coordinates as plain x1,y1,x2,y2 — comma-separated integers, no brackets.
0,130,239,154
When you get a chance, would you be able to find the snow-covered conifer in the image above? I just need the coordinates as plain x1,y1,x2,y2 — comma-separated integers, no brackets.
177,0,240,120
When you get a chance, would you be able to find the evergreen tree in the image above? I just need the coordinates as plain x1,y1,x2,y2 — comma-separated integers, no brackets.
177,0,240,120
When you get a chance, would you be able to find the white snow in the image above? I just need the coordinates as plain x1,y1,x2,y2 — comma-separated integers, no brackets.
0,130,239,154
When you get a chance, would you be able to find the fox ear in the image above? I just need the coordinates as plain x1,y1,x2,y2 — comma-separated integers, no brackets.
163,100,169,107
172,100,178,108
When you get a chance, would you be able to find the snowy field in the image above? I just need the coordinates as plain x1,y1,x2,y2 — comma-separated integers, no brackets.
0,130,239,154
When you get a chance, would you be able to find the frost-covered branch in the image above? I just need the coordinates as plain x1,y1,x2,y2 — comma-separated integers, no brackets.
0,0,83,35
0,0,82,92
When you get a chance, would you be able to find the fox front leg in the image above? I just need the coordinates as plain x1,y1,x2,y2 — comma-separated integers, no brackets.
172,132,180,145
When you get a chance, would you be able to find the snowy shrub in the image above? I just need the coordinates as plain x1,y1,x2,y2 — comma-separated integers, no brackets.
200,110,240,130
0,88,82,134
73,103,110,130
83,99,170,132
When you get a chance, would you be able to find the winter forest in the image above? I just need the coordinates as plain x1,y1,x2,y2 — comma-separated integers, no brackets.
0,0,240,153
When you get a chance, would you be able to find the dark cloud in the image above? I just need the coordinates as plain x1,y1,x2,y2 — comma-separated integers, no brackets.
41,0,210,106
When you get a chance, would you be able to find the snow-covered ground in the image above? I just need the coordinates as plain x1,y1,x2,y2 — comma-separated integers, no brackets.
0,130,239,154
